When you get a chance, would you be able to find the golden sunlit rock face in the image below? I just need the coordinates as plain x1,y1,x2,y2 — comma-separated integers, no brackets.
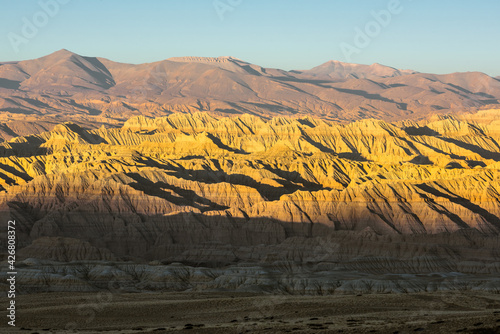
0,109,499,260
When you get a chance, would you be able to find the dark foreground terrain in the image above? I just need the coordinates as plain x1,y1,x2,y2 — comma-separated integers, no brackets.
2,291,500,333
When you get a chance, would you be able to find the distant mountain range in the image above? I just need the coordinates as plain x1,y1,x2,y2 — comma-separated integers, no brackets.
0,49,499,140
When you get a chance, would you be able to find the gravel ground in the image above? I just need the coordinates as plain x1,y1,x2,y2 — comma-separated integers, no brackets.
2,291,500,333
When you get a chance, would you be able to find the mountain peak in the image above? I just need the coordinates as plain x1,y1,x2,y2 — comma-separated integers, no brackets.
14,49,115,91
300,60,416,80
167,56,243,64
54,48,73,54
45,48,79,59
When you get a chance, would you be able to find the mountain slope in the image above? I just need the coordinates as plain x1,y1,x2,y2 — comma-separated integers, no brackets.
0,49,115,92
0,50,499,142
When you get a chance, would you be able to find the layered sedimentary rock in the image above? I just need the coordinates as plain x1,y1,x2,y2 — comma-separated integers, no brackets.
7,229,500,294
0,110,499,264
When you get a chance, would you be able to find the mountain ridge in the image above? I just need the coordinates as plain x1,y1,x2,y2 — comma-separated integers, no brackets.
0,49,499,142
296,59,418,81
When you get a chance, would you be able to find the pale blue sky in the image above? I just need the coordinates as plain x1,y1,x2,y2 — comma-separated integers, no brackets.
0,0,499,76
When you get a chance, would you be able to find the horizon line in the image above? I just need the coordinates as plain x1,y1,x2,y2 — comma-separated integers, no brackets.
1,48,499,78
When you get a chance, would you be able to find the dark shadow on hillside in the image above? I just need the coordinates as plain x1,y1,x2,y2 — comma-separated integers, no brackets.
205,133,246,154
134,157,323,201
413,186,470,230
466,160,486,168
444,161,464,169
388,83,408,88
298,129,336,154
21,98,54,110
337,152,369,162
416,184,500,231
296,118,315,128
0,162,32,182
63,123,108,144
80,56,116,89
447,83,496,99
409,155,433,165
0,124,19,138
126,172,230,212
66,99,103,116
241,101,299,114
0,107,40,115
271,76,335,86
333,87,408,110
403,126,440,136
240,65,263,76
439,137,500,161
480,98,500,104
0,78,20,90
0,136,47,157
253,162,324,193
415,141,465,161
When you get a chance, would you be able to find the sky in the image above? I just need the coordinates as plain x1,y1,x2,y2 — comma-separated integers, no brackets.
0,0,499,76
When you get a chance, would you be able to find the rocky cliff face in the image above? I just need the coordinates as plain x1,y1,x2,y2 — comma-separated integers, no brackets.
0,110,499,264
